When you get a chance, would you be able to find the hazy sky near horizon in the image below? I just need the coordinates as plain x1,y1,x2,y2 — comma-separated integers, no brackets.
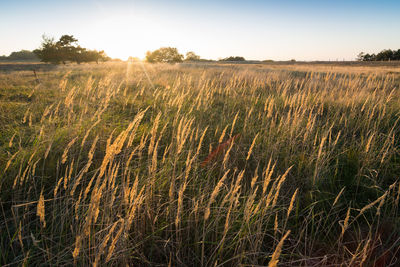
1,0,399,61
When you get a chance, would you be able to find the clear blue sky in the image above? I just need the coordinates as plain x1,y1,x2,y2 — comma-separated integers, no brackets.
1,0,399,60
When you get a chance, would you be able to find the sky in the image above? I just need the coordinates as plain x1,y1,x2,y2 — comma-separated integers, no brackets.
0,0,399,61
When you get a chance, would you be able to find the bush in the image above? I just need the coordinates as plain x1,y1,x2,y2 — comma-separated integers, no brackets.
185,51,200,61
146,47,183,63
219,56,246,62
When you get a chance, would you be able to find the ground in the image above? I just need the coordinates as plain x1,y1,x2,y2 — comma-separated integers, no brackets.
1,61,400,266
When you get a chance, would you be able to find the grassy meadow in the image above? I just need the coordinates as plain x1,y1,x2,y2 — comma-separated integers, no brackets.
1,61,400,266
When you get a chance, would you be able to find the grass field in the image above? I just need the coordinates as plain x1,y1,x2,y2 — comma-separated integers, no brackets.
1,61,400,266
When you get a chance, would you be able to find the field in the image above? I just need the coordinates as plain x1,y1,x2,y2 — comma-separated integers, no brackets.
1,61,400,266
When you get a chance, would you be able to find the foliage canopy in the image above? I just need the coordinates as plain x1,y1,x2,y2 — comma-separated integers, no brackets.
146,47,183,63
34,35,109,64
0,50,39,61
357,49,400,61
219,56,246,62
185,51,201,61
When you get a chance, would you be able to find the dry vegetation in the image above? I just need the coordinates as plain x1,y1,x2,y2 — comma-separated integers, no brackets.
1,62,400,266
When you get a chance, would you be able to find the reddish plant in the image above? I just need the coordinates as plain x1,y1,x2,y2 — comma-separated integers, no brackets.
201,134,241,167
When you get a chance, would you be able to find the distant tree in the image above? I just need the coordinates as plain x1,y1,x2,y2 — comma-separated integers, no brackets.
363,53,375,61
358,53,373,61
70,46,85,64
146,47,183,63
56,35,78,64
0,50,38,61
185,51,200,61
34,34,109,64
57,35,77,47
376,49,394,61
128,56,141,62
394,49,400,61
33,35,61,64
8,50,39,61
357,52,365,61
79,49,109,64
357,49,400,61
219,56,245,62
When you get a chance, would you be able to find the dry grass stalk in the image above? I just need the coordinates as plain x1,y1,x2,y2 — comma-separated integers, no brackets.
263,159,276,195
106,219,125,262
204,170,230,221
4,151,19,173
61,137,78,164
268,230,291,267
71,135,99,196
272,166,293,207
287,188,298,217
37,190,46,228
246,133,259,161
341,207,351,236
359,191,388,216
333,187,345,206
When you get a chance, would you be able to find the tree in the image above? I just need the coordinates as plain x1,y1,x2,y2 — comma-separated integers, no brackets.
146,47,183,63
79,49,109,64
0,50,38,61
185,51,200,61
394,49,400,61
376,49,394,61
33,35,61,64
219,56,246,62
57,35,77,47
9,50,39,61
34,34,109,64
364,53,375,61
56,35,78,64
357,49,400,61
356,52,365,61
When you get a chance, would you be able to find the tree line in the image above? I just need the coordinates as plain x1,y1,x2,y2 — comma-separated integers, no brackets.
34,35,110,64
145,47,246,63
0,50,39,61
1,44,248,64
145,48,208,63
2,34,248,64
357,49,400,61
7,35,400,64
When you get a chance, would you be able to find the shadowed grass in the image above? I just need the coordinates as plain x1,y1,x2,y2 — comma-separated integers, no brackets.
1,62,400,266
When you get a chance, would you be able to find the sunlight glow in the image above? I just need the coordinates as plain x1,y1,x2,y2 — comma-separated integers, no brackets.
82,15,159,59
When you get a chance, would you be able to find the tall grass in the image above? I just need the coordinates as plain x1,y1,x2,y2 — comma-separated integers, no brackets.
1,62,400,266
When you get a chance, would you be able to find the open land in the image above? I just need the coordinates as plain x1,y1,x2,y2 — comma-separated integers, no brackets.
1,61,400,266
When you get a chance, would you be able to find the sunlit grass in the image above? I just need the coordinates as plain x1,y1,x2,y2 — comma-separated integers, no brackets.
0,62,399,266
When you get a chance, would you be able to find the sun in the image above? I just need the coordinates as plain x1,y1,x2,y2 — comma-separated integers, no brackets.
82,14,170,60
